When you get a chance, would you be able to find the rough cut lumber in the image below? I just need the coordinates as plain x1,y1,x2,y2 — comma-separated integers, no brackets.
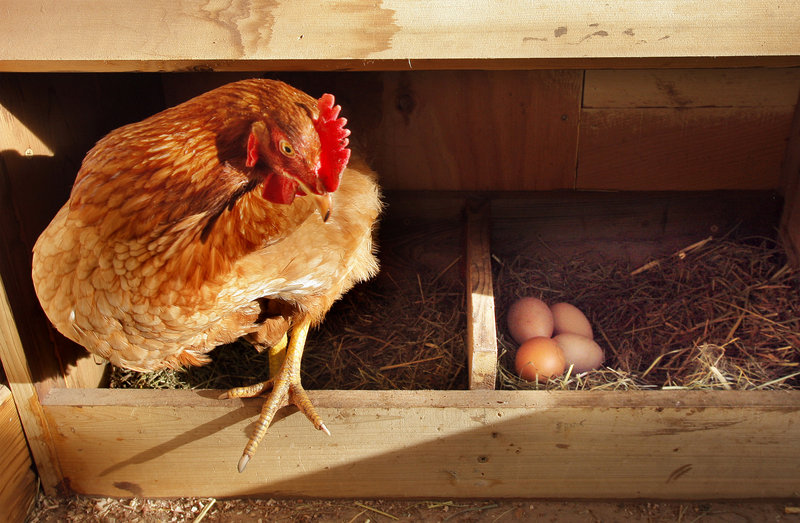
465,200,497,390
1,1,799,72
0,385,36,523
42,388,800,499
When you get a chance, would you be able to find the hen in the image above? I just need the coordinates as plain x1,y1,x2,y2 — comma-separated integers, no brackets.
31,79,382,471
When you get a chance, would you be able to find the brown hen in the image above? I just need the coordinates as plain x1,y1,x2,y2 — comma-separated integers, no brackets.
32,79,382,471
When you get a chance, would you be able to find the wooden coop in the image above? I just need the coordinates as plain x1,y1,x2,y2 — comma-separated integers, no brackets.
1,1,800,501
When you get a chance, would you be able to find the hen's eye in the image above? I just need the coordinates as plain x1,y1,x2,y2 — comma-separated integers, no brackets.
279,140,295,157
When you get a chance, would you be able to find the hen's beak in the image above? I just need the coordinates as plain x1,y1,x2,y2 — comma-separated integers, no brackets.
313,193,332,222
293,175,332,222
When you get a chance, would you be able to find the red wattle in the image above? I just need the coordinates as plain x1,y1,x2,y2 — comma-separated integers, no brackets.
262,173,298,205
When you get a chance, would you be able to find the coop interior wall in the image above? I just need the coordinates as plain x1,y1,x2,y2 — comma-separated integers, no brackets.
1,67,799,499
1,68,799,395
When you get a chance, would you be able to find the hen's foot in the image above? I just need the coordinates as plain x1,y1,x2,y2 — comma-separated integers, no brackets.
219,316,329,472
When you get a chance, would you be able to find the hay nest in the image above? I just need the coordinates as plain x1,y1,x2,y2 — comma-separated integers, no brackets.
110,258,467,391
110,231,799,393
495,234,800,391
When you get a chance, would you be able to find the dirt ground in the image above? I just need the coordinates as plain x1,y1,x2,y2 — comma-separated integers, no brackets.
24,494,800,522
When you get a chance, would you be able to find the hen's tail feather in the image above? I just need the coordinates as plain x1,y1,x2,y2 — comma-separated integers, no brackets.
175,349,213,368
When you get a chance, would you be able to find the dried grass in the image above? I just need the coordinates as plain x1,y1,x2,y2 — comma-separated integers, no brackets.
110,258,467,391
109,227,800,393
495,234,800,391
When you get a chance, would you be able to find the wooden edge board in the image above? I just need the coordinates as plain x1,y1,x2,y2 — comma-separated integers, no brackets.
41,387,800,499
0,384,37,523
465,200,498,389
42,387,800,409
0,272,63,495
2,1,800,72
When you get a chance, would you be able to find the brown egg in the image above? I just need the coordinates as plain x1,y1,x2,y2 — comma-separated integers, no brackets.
551,302,593,338
507,297,554,344
514,337,566,382
554,333,605,372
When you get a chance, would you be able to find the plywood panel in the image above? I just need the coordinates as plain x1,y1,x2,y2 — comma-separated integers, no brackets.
585,69,800,108
577,107,795,190
373,70,581,191
1,1,800,71
42,388,800,499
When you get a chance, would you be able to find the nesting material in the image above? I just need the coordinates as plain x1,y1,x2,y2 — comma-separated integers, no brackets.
496,235,800,391
110,259,467,391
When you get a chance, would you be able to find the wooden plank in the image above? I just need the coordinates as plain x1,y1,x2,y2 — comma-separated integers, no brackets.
41,387,800,499
1,1,800,72
0,385,37,523
0,272,63,494
585,69,800,108
465,200,497,390
577,107,795,191
779,92,800,266
373,70,581,191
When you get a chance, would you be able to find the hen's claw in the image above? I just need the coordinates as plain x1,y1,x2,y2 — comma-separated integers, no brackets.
218,379,274,400
225,316,328,472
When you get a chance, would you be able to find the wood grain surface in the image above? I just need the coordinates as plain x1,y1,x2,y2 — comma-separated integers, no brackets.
1,1,799,71
41,387,800,499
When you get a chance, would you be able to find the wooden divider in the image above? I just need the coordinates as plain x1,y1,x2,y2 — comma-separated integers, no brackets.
465,200,497,389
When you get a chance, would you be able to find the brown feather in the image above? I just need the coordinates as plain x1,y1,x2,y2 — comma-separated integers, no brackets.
32,79,382,372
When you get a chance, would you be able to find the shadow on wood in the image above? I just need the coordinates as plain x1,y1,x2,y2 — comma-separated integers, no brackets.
41,388,800,500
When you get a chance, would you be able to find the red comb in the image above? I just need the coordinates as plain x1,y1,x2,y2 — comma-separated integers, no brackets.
313,93,351,193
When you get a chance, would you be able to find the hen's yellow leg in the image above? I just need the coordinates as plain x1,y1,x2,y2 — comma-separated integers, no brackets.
268,333,288,378
221,316,329,472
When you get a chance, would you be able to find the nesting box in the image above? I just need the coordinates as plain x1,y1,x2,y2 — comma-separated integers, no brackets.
1,2,800,500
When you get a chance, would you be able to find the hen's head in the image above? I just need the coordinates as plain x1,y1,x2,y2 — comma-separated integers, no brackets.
245,89,350,222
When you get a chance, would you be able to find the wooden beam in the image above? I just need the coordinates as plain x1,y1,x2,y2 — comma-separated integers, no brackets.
42,388,800,499
0,272,64,494
1,1,799,72
465,200,497,390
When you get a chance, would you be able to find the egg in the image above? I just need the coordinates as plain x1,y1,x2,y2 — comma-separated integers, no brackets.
507,297,554,344
551,302,593,338
514,337,566,382
554,333,605,372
